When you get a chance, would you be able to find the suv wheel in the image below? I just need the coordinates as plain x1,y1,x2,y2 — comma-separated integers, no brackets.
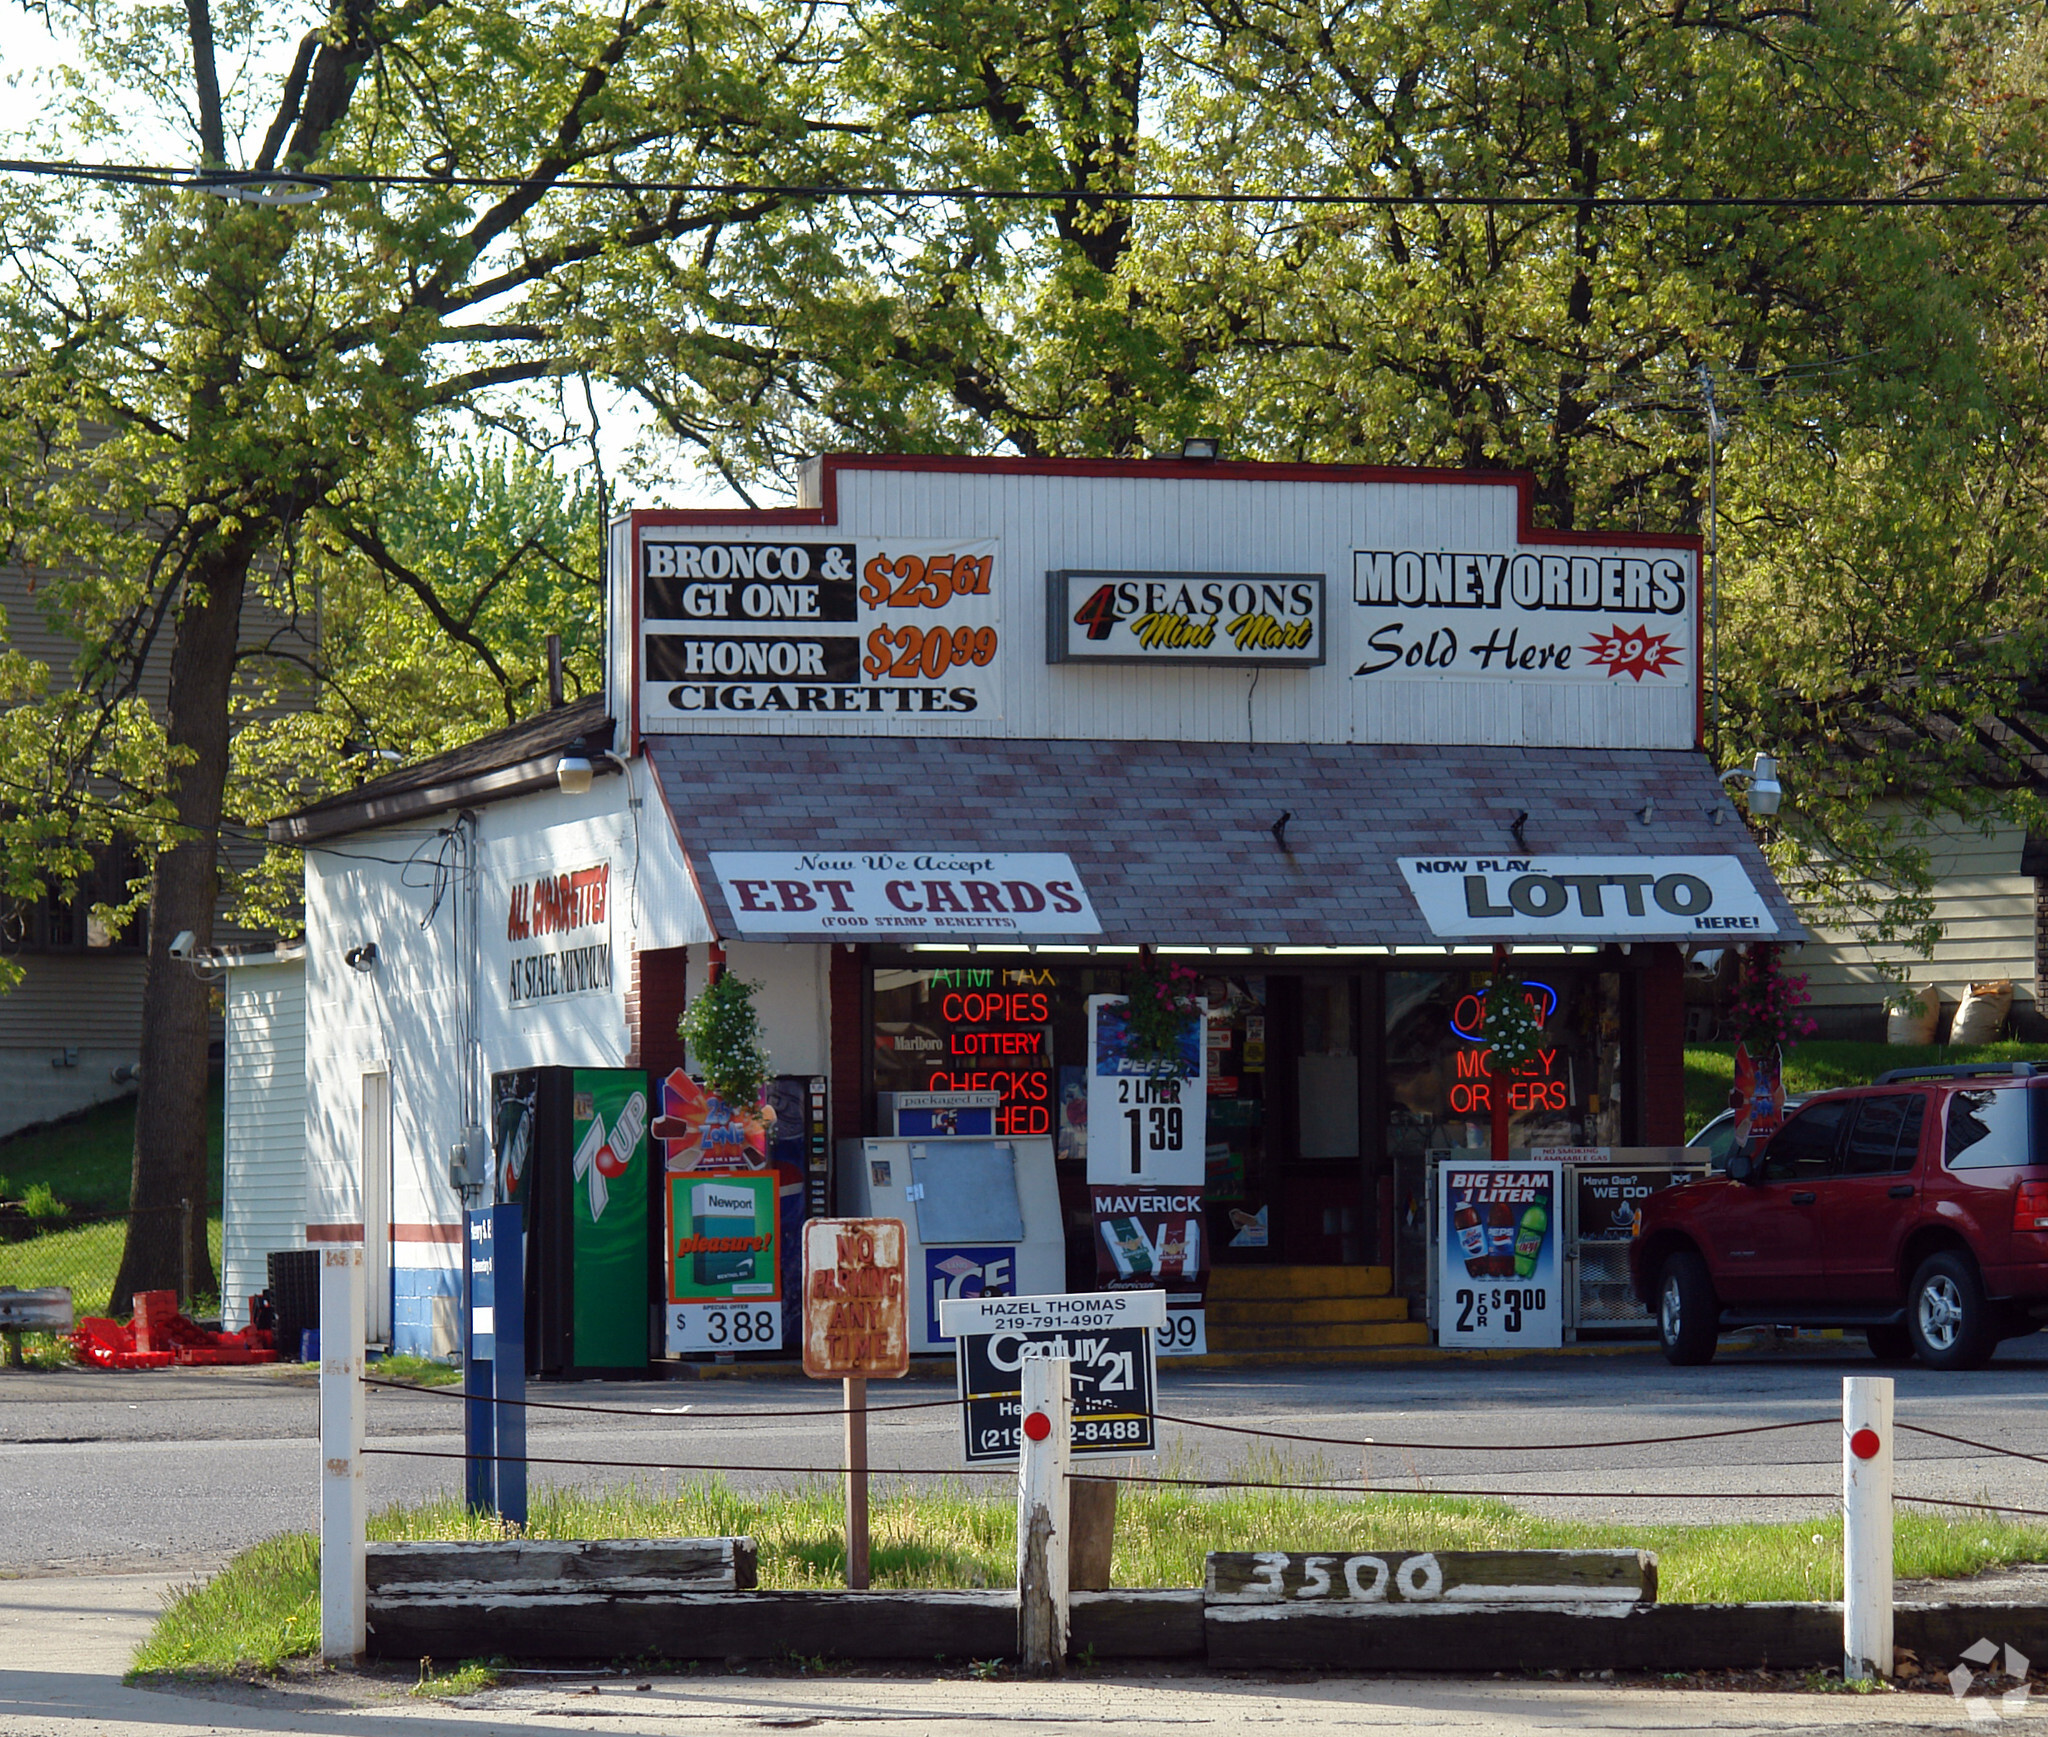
1906,1251,1996,1371
1865,1323,1914,1365
1657,1250,1719,1366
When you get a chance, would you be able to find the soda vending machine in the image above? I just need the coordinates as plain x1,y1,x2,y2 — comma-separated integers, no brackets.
489,1067,656,1378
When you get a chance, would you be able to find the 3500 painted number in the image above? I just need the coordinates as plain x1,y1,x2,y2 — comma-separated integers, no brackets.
1244,1551,1444,1602
863,623,999,678
860,552,993,608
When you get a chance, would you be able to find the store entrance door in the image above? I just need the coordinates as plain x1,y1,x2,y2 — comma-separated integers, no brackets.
1273,974,1371,1265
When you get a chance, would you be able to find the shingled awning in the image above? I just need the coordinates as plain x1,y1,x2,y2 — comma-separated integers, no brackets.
645,736,1803,948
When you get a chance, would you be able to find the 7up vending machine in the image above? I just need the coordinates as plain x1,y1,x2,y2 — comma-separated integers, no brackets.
490,1067,657,1378
1433,1160,1562,1349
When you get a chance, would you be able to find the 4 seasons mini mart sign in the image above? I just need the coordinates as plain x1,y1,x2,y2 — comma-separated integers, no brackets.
709,851,1101,938
1399,854,1778,942
1048,570,1326,667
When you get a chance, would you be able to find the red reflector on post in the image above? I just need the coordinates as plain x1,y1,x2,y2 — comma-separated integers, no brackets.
1022,1410,1052,1442
1850,1427,1881,1460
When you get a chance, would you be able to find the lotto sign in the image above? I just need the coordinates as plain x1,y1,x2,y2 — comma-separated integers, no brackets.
1438,1162,1561,1349
802,1218,908,1379
665,1171,784,1354
941,1290,1164,1463
1085,994,1206,1186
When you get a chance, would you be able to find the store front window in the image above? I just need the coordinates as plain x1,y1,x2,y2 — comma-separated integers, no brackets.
1383,966,1625,1291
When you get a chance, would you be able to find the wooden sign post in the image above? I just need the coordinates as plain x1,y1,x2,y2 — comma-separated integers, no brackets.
1016,1355,1072,1672
802,1219,908,1591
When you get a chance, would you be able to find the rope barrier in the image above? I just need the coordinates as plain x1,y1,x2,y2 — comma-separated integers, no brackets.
359,1374,960,1420
1078,1469,1845,1500
362,1444,1008,1478
1895,1493,2048,1521
1149,1410,1840,1453
1896,1423,2048,1468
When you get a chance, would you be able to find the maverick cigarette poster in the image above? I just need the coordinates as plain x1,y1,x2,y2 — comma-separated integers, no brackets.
1438,1161,1562,1348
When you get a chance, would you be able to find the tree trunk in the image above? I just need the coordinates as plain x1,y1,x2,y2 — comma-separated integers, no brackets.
111,536,252,1313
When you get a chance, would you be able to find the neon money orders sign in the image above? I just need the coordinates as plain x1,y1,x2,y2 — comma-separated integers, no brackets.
1400,854,1774,941
709,851,1102,937
1352,547,1693,685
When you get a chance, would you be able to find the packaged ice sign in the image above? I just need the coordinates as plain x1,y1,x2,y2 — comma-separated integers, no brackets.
1351,545,1694,685
941,1290,1165,1462
1047,570,1326,668
1399,854,1775,942
924,1246,1015,1344
640,535,1001,727
1437,1162,1562,1349
709,851,1100,938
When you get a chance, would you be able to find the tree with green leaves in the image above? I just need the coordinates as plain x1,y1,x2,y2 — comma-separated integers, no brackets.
0,0,850,1304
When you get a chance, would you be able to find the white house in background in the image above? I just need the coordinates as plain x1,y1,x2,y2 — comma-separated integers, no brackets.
221,944,307,1330
1793,809,2047,1042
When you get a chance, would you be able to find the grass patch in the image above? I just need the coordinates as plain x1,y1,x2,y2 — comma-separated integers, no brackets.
0,1081,222,1214
1683,1040,2048,1139
0,1212,222,1319
129,1532,319,1679
137,1476,2048,1674
412,1658,505,1698
371,1353,462,1387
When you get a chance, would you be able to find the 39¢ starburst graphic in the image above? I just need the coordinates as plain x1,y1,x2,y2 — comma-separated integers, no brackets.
1583,622,1683,682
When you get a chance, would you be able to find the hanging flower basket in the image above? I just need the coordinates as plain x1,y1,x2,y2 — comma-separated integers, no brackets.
1121,960,1203,1075
1481,972,1545,1075
1731,944,1816,1056
676,972,772,1109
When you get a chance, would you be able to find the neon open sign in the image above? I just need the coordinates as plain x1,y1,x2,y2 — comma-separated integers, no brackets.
1448,981,1558,1044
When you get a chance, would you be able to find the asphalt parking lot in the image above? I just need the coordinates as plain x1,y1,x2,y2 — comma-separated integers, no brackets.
3,1337,2043,1579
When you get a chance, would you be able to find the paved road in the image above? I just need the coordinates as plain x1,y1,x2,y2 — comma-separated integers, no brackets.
3,1340,2044,1579
0,1570,2016,1736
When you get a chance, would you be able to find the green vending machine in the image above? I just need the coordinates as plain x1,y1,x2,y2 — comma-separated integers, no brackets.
490,1067,655,1378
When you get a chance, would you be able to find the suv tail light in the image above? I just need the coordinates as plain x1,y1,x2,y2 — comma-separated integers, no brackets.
2017,1181,2048,1233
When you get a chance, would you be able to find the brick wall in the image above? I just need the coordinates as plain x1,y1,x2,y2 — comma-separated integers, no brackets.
1641,943,1686,1145
634,946,690,1085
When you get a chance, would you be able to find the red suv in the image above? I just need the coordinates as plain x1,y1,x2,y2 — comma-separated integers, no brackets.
1632,1064,2048,1369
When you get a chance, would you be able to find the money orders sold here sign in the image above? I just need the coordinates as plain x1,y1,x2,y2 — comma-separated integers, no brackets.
1351,546,1694,686
1399,855,1773,942
709,851,1101,938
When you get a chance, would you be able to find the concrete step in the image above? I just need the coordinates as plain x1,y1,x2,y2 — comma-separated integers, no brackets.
1206,1265,1393,1300
1204,1319,1431,1353
1205,1295,1412,1328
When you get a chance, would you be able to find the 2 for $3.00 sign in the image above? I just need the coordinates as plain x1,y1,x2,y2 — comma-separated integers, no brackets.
1438,1162,1562,1349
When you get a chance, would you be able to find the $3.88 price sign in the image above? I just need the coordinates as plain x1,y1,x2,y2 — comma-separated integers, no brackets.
1450,1286,1547,1337
666,1303,784,1355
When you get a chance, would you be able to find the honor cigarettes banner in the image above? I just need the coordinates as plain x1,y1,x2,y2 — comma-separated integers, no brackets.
709,851,1101,937
1400,853,1775,941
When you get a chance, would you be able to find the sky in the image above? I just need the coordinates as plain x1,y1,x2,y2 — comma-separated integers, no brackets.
0,4,750,518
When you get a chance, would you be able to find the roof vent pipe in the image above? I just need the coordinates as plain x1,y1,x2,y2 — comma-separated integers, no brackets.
547,634,564,708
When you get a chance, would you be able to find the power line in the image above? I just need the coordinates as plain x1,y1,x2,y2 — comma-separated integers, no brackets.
3,155,2047,210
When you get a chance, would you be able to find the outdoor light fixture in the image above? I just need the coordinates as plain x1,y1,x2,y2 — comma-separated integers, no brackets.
1179,437,1221,461
1510,810,1529,850
1271,810,1292,851
344,942,379,972
555,753,595,794
1716,751,1782,820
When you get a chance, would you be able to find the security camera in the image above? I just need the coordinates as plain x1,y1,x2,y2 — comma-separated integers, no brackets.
168,930,197,960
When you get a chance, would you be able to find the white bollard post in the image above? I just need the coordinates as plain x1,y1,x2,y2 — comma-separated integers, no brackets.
1016,1356,1072,1673
320,1246,367,1665
1843,1374,1894,1681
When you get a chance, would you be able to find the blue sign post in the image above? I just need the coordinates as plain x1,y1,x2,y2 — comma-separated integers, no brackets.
463,1204,527,1524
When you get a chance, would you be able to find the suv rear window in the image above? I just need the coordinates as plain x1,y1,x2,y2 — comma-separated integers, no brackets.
1943,1086,2035,1170
1843,1093,1926,1176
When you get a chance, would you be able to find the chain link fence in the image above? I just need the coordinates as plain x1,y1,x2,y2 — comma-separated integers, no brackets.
0,1201,223,1320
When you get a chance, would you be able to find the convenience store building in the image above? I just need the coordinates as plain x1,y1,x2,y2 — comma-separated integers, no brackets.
277,454,1801,1358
